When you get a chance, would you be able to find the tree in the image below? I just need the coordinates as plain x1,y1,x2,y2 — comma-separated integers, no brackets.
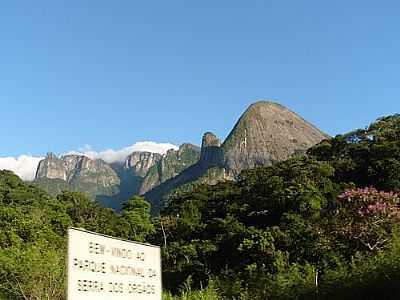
121,196,155,242
334,187,400,252
0,171,69,299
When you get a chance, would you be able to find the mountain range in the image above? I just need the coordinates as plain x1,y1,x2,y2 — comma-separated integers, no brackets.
32,101,328,211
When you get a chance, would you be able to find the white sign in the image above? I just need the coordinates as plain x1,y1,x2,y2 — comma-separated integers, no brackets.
67,228,161,300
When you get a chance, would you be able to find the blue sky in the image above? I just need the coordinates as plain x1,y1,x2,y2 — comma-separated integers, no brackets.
1,1,400,178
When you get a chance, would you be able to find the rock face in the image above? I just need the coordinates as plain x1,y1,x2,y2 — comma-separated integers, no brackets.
200,132,224,167
36,154,120,187
65,155,120,187
222,101,328,176
124,152,162,177
35,152,67,181
34,153,120,199
139,143,201,194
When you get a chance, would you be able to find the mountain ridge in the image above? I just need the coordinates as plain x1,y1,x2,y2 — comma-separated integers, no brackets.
32,101,328,211
33,143,200,207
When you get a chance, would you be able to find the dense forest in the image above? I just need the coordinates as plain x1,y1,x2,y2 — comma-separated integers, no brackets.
1,114,400,299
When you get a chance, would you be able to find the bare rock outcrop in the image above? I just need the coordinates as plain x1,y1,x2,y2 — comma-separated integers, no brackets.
199,132,224,167
124,152,162,177
222,101,328,176
35,154,120,197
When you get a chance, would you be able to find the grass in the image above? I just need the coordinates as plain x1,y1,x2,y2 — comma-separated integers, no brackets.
163,281,222,300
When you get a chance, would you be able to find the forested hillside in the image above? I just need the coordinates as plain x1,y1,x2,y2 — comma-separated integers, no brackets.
1,114,400,299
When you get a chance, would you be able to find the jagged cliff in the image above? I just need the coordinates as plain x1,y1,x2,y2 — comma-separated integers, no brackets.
124,152,162,177
33,144,200,207
34,153,120,198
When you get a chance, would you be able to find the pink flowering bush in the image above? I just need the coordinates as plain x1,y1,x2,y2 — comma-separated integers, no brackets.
338,187,400,217
336,187,400,251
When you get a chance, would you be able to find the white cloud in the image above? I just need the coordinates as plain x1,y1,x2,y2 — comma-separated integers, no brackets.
0,141,179,181
65,141,179,163
0,155,43,181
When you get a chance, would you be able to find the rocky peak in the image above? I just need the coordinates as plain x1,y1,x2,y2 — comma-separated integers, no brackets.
200,132,224,167
222,100,328,176
35,154,120,187
202,132,221,148
36,152,67,181
124,151,162,177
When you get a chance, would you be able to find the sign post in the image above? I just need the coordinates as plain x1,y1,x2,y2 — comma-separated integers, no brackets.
67,228,162,300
